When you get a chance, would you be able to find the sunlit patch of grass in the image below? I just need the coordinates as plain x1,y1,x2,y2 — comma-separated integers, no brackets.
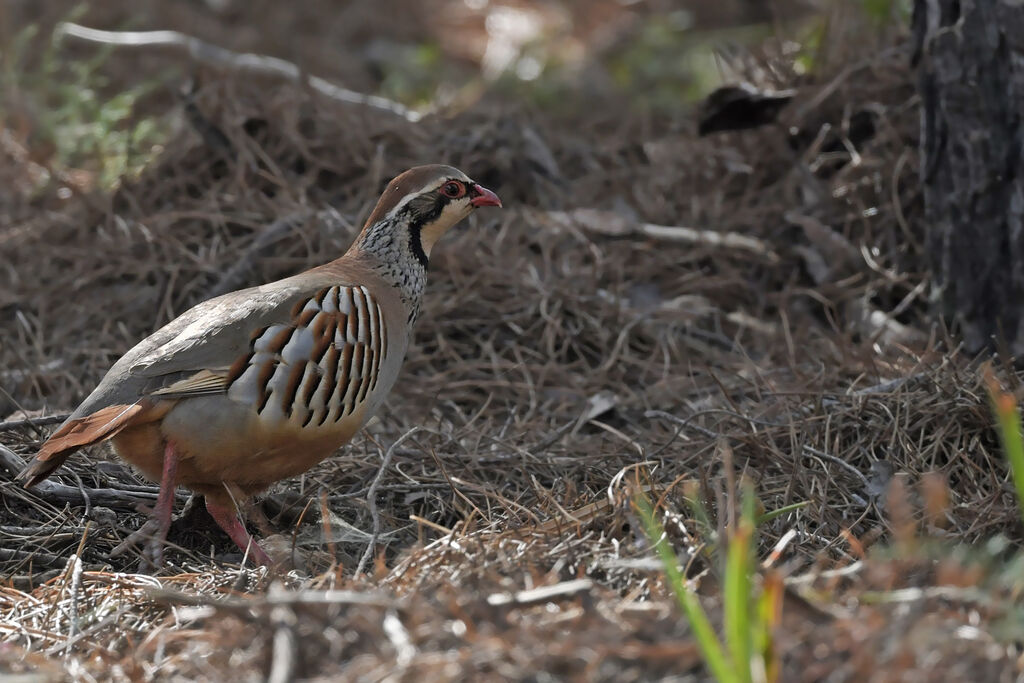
0,13,168,192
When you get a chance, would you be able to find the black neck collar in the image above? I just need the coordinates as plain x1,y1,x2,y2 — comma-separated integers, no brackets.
408,222,429,269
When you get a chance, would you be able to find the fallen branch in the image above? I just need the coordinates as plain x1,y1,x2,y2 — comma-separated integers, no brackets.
540,208,780,262
0,547,65,567
0,413,69,432
57,22,423,122
24,481,161,510
0,445,163,510
639,222,779,261
9,568,64,591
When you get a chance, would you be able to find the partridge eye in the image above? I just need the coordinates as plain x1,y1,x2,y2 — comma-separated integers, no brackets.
440,181,465,199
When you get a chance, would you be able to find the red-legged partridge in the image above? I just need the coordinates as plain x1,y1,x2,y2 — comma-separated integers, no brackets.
19,164,502,566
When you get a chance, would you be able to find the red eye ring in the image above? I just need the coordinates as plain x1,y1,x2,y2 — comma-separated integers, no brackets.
440,180,466,199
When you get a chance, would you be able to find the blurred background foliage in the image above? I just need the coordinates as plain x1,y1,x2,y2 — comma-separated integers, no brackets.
0,0,910,192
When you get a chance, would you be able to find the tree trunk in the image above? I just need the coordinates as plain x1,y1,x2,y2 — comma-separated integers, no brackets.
913,0,1024,354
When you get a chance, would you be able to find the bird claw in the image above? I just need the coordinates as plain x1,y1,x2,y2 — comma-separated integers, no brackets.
110,517,168,569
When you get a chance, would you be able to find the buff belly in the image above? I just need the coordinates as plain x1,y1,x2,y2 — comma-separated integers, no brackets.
111,396,367,497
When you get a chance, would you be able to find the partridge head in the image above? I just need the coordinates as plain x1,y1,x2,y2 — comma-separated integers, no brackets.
19,164,502,566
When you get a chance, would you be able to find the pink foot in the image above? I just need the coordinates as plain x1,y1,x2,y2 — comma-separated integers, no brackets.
205,497,273,566
110,441,179,568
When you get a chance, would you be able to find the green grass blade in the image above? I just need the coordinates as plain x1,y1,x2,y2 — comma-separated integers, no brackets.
985,370,1024,526
723,484,757,683
755,571,783,683
757,500,809,525
682,479,716,539
724,522,752,683
636,494,739,683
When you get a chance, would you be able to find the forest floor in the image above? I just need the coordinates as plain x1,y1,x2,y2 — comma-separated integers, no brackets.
1,2,1023,681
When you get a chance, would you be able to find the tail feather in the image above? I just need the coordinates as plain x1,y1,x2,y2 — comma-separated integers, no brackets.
19,403,144,487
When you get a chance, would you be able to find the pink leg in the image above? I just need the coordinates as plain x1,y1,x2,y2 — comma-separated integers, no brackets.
112,440,180,567
146,441,179,566
153,442,179,539
205,497,272,566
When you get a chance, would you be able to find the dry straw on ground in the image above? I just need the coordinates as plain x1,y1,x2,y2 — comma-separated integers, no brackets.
1,3,1022,680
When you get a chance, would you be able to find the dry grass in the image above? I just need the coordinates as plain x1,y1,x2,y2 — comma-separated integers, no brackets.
1,1,1023,680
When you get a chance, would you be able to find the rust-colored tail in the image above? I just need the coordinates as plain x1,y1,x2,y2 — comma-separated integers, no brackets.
19,404,143,487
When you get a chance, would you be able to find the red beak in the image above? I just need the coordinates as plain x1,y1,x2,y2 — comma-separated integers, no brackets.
470,184,502,208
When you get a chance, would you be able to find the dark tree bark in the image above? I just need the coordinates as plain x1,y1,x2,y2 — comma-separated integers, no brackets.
913,0,1024,354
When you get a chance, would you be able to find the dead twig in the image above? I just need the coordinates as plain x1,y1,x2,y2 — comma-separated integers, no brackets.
487,579,595,606
204,210,315,299
266,583,298,683
355,426,427,576
382,610,416,667
644,410,871,489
